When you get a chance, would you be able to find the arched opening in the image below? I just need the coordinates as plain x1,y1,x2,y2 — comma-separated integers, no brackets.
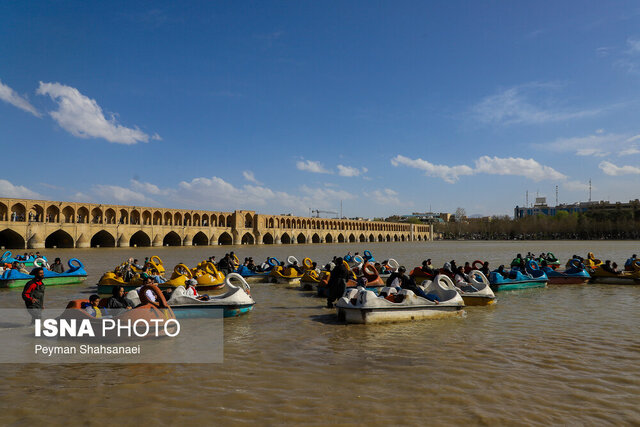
163,231,182,246
337,233,345,243
359,234,366,242
218,232,233,245
286,219,291,228
394,235,400,242
378,234,383,242
130,231,151,247
349,234,356,243
62,206,75,223
401,235,406,242
218,215,225,227
193,213,201,226
281,233,291,244
105,209,116,224
91,207,103,224
241,232,254,245
325,233,333,243
10,203,26,222
210,214,217,227
226,215,233,226
297,233,306,244
30,204,44,222
184,213,191,226
153,211,162,225
245,213,253,228
0,229,25,248
386,234,391,242
193,232,208,246
268,218,274,228
130,210,140,225
0,203,7,221
90,230,115,247
119,209,128,224
45,230,74,248
369,234,375,242
174,212,182,226
312,233,320,243
263,233,274,244
77,207,89,223
142,210,151,225
164,212,172,226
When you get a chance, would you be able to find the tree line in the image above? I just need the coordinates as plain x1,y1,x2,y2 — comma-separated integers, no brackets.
434,210,640,240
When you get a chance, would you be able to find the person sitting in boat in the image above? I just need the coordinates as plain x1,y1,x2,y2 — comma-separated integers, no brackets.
12,261,29,275
286,261,303,275
217,254,233,275
624,254,637,271
106,285,135,312
326,257,349,309
419,259,436,275
496,265,508,279
50,257,65,274
454,266,470,287
601,260,620,275
82,295,104,318
386,266,439,303
449,260,458,273
185,279,210,301
480,262,491,278
463,262,472,274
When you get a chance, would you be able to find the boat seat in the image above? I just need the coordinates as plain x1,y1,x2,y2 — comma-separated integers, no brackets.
343,288,359,300
379,287,397,298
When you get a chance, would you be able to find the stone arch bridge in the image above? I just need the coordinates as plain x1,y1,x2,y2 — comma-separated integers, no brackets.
0,197,433,249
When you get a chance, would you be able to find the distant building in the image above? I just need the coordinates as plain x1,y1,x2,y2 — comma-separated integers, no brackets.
514,198,640,219
386,212,453,223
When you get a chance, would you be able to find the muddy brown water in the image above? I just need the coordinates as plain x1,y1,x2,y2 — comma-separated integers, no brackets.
0,241,639,425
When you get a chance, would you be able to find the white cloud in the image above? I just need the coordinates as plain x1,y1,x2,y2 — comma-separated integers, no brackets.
36,82,154,144
0,179,41,198
242,170,262,185
626,38,640,54
599,160,640,176
130,179,162,195
367,188,401,205
474,156,567,181
391,154,474,183
392,154,565,183
151,133,162,141
92,184,156,204
0,79,40,116
337,164,367,177
472,83,603,125
296,159,331,174
534,131,640,157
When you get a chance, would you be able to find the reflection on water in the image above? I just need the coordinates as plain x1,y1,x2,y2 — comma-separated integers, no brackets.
1,241,639,424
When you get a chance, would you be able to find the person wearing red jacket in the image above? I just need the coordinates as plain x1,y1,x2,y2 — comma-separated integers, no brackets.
22,267,45,323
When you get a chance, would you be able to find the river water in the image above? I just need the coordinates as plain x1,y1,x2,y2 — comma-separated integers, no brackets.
1,241,639,425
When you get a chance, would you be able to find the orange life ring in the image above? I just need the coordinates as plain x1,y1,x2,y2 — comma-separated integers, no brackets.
139,284,169,308
472,260,484,270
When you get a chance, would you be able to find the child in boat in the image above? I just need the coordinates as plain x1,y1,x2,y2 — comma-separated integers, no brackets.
185,279,210,301
387,266,439,303
82,295,104,318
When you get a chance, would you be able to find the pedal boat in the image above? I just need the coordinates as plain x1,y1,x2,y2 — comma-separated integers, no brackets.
127,273,255,318
0,258,87,288
0,251,48,268
60,284,177,338
542,259,590,285
336,275,465,324
589,265,640,285
423,271,496,306
489,261,547,291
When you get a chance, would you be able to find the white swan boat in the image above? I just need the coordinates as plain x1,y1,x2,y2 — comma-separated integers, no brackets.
127,273,255,318
335,276,465,324
421,272,496,306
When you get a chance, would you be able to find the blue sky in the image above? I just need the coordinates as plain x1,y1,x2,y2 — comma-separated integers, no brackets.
2,1,640,217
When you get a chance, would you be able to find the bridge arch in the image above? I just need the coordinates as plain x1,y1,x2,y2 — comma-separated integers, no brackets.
45,230,74,248
338,233,345,243
262,232,274,244
325,233,333,243
281,233,291,244
91,230,115,247
241,232,255,245
297,233,306,244
163,231,182,246
218,232,233,245
0,228,25,248
312,233,320,243
11,203,26,222
193,231,208,246
130,230,151,247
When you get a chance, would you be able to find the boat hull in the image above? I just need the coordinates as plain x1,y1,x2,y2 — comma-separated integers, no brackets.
461,295,496,306
172,303,254,318
338,305,464,324
490,281,547,292
590,276,640,285
547,277,590,285
1,275,87,288
274,276,301,285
